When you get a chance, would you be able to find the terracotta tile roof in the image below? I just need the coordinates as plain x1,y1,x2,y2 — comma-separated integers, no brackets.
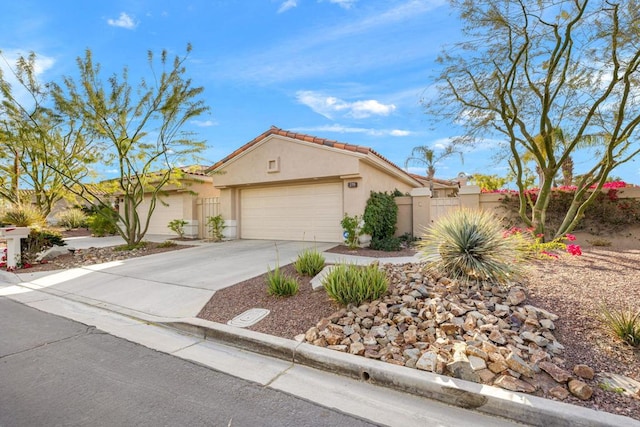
206,126,412,179
409,173,458,187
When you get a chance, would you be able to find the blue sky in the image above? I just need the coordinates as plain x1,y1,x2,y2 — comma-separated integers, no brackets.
2,0,639,184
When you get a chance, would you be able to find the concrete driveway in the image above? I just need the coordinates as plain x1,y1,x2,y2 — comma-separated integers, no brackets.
3,239,337,320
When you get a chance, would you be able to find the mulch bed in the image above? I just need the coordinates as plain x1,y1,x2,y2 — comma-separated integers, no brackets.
325,244,417,258
197,264,340,338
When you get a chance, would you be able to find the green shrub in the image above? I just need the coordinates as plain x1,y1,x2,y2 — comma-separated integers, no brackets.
2,204,45,228
87,208,119,237
341,214,364,249
370,236,402,252
600,304,640,347
168,219,188,238
363,192,398,250
206,214,226,241
21,229,66,264
157,240,178,248
266,264,299,297
294,248,325,276
419,209,528,285
323,263,389,306
56,208,88,229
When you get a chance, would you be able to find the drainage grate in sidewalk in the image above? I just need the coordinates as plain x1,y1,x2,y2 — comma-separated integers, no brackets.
227,308,270,328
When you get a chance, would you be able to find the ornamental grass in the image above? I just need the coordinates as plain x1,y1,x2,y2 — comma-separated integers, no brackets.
322,262,388,306
294,248,325,276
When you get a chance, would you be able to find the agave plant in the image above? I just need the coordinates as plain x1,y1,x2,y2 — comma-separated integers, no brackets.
418,209,529,285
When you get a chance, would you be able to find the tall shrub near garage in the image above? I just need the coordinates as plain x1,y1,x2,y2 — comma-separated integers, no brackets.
362,191,401,251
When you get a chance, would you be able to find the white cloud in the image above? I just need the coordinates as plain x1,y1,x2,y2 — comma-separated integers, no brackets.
278,0,298,13
192,119,217,127
322,0,358,9
107,12,137,29
291,124,410,137
350,99,396,118
296,90,395,119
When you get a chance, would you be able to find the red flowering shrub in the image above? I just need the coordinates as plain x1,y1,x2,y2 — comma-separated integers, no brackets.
498,181,640,235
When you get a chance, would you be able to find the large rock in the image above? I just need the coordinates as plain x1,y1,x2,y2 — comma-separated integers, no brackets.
573,364,595,380
36,245,73,262
494,375,537,393
302,262,582,398
505,352,536,378
447,359,480,383
549,385,570,400
349,342,365,355
568,379,593,400
539,361,571,383
488,329,506,345
507,288,527,306
416,351,438,372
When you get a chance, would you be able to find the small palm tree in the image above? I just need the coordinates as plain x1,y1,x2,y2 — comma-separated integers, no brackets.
404,145,462,179
523,128,607,187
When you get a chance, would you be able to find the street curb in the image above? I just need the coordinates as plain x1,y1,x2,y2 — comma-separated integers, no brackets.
0,270,21,284
164,318,640,427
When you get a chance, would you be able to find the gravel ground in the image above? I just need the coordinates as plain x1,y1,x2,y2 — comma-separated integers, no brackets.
524,247,640,418
5,230,638,419
197,244,640,420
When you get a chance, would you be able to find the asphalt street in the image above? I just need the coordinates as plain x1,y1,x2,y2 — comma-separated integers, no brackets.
0,297,376,427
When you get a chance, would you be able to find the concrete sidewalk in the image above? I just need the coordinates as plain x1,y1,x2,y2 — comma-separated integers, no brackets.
7,239,337,319
0,238,637,426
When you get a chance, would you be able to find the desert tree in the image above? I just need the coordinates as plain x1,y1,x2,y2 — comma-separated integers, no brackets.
49,45,209,246
0,52,89,216
427,0,640,238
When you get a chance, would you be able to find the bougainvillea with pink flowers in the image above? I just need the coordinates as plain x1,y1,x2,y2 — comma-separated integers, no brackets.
496,181,640,235
503,226,582,259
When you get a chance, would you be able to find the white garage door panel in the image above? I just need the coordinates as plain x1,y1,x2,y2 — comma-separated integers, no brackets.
138,194,184,235
241,183,343,242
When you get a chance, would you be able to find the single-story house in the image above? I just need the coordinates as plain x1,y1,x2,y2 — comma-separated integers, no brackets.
116,166,219,236
207,126,425,243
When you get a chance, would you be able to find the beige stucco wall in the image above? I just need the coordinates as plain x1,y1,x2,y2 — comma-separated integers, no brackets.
395,196,413,237
479,192,506,216
619,187,640,199
213,135,422,240
340,161,417,218
214,135,361,187
459,185,481,210
177,178,219,220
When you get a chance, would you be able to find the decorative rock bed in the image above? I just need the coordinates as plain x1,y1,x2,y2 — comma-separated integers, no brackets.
300,263,595,401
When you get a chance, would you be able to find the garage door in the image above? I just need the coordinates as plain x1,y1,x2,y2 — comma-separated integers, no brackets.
240,182,343,242
137,193,184,235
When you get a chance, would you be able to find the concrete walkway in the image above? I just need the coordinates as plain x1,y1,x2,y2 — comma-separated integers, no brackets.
5,239,337,319
0,236,637,427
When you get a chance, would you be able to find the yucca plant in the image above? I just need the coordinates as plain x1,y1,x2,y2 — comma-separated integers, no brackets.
600,304,640,347
266,264,299,297
294,248,325,276
2,204,46,228
323,263,388,306
418,208,529,286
